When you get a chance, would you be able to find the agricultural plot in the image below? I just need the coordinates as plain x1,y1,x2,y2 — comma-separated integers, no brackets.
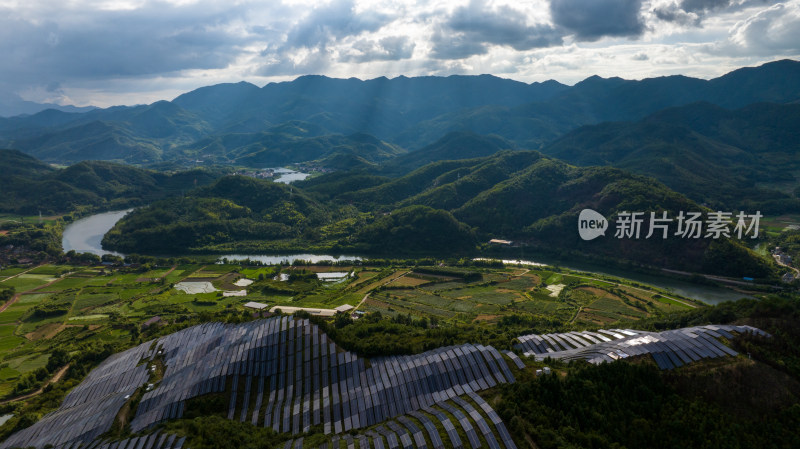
26,265,76,276
0,267,27,278
0,325,23,352
1,274,55,292
0,260,699,406
362,268,690,325
386,275,431,288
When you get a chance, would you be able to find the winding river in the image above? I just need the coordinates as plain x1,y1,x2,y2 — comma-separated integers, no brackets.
62,211,751,305
61,209,132,257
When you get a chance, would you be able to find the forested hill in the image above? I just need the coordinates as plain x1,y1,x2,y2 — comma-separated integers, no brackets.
1,59,799,165
542,102,800,213
105,152,773,278
0,149,225,214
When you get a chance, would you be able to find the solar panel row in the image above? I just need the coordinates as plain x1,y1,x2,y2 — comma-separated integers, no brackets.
292,393,516,449
5,432,189,449
513,325,768,370
3,316,521,449
0,340,155,449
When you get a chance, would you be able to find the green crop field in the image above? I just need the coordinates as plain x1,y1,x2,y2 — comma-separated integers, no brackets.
0,259,703,401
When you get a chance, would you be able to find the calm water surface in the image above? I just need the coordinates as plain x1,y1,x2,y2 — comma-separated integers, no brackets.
61,209,132,256
271,168,310,183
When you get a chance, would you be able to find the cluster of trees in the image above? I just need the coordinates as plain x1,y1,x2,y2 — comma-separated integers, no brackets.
0,220,64,255
493,295,800,449
30,302,70,318
0,149,226,215
0,287,14,304
496,360,800,449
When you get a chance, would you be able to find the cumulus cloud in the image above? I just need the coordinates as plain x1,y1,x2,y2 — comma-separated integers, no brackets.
430,0,562,59
653,0,774,26
340,36,416,63
0,0,796,109
550,0,646,41
284,0,394,50
725,1,800,54
653,4,702,26
681,0,733,12
256,48,333,77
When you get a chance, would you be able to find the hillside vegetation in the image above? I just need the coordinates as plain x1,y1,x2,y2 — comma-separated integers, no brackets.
104,151,773,277
0,149,225,214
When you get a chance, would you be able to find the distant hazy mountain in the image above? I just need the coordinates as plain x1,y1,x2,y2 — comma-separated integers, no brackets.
0,91,95,117
0,59,798,166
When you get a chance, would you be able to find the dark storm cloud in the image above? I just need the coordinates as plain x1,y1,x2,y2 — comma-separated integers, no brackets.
0,2,257,86
550,0,645,41
431,0,563,59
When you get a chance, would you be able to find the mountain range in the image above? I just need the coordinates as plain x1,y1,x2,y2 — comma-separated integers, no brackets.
2,59,798,276
1,59,799,166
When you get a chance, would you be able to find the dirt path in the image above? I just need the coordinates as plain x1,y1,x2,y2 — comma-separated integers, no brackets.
569,306,584,324
773,255,800,277
158,265,178,280
0,364,70,405
354,293,371,312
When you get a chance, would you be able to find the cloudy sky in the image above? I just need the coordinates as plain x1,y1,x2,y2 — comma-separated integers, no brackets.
1,0,798,107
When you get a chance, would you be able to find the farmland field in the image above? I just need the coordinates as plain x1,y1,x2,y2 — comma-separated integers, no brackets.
0,259,701,400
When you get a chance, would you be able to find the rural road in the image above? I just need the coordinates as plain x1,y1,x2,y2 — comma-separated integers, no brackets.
773,255,800,278
0,364,70,405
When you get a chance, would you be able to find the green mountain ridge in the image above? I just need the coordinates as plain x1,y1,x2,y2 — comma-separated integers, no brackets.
104,152,773,277
0,149,225,214
1,60,799,165
542,102,800,212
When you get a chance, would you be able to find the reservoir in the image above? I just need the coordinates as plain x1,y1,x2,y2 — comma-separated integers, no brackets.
272,168,310,184
61,209,132,257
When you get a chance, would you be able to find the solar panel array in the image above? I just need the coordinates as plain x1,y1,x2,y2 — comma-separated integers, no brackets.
284,392,518,449
22,432,189,449
2,316,519,449
513,325,768,369
0,341,155,449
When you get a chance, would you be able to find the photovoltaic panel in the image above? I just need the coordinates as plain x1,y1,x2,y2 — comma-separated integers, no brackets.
513,325,767,371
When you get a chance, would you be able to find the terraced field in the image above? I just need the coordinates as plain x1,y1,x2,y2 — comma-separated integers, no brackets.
0,261,699,405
